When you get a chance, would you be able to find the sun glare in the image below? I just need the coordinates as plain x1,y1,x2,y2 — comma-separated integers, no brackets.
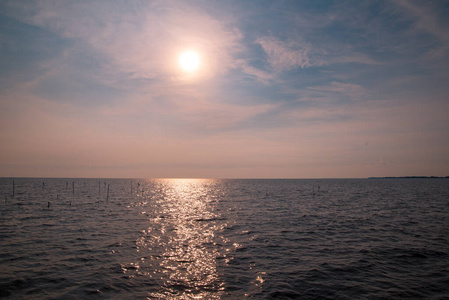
179,50,200,72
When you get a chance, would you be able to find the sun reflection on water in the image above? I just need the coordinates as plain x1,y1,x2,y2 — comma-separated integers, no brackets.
131,179,228,299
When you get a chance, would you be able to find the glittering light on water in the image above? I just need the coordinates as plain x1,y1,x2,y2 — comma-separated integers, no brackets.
131,179,226,299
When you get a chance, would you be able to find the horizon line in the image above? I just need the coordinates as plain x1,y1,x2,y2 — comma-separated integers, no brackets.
1,176,448,180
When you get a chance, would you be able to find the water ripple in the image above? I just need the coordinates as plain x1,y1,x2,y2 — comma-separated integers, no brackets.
0,178,448,298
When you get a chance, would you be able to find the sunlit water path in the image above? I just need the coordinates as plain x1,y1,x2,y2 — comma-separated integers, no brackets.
1,178,448,299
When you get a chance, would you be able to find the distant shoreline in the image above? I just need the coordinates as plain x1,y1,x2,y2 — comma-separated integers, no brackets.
368,176,449,179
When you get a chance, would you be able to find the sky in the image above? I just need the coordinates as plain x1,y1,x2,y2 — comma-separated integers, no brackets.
1,0,449,179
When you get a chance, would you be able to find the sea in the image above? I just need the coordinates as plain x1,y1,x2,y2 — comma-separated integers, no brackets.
0,178,448,299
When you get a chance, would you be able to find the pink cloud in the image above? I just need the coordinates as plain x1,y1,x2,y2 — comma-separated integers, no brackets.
27,1,242,82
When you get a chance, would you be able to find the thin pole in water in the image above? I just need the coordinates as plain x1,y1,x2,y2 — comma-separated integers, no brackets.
107,184,110,201
48,201,50,208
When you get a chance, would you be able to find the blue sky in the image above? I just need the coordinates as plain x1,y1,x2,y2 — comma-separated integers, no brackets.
1,0,448,178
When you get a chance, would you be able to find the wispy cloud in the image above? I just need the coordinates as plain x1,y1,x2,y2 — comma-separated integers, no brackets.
308,81,369,100
395,0,449,57
235,59,274,84
255,36,311,72
14,0,243,85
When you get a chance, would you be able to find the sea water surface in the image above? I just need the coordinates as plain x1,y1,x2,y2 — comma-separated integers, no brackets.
0,178,448,299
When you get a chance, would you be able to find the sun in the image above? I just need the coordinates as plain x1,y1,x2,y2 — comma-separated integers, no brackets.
179,50,200,72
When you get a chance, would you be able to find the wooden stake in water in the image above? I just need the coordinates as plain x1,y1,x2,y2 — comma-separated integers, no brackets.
48,201,50,208
106,184,110,201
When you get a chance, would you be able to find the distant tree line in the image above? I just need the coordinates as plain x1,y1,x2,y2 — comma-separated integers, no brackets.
368,176,449,179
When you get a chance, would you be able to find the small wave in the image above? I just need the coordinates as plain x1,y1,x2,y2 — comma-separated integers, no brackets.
269,289,303,299
195,217,226,222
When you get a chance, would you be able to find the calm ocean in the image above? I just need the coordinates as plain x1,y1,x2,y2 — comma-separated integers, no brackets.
0,178,448,299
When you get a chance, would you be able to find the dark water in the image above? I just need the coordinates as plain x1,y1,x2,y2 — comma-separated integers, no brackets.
1,178,448,299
